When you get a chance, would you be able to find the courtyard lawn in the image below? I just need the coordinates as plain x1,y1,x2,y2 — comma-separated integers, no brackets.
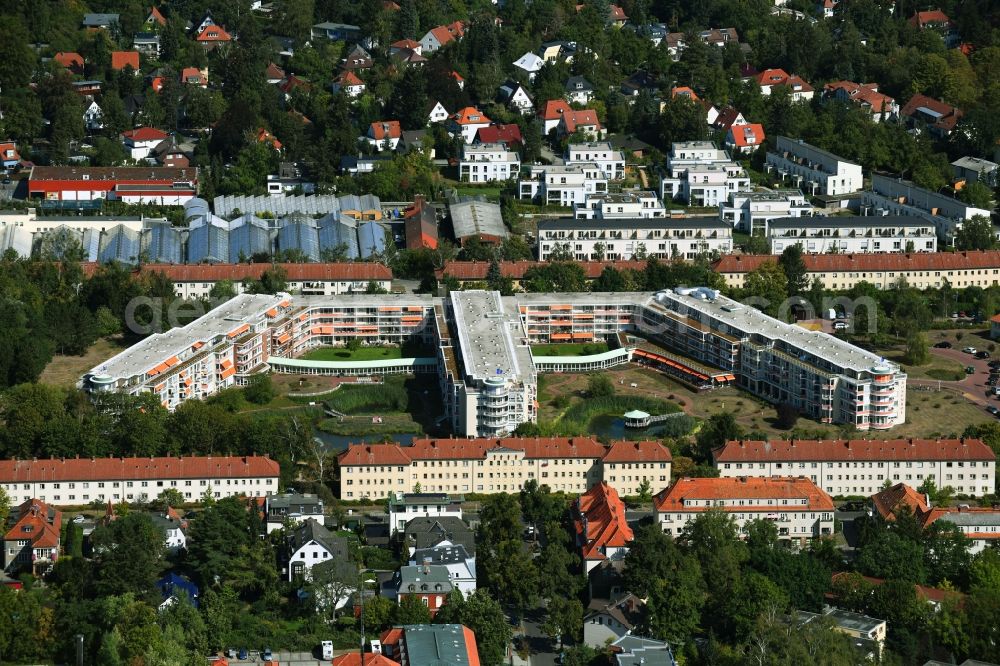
883,350,966,381
530,342,610,356
300,346,404,362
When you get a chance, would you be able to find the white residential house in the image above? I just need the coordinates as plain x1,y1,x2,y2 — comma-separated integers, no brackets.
151,512,187,554
83,101,104,131
387,493,464,533
564,76,595,105
537,217,733,261
512,52,545,81
448,107,492,144
765,136,864,196
332,71,366,98
419,21,464,53
519,163,608,207
768,216,938,254
459,143,521,183
720,189,812,234
427,101,450,124
584,595,645,649
661,141,750,205
285,519,351,582
565,142,625,180
266,492,325,534
573,191,667,219
409,544,476,595
121,127,170,161
498,80,534,114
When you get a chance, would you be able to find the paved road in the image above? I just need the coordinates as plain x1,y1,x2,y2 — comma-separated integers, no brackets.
910,346,997,410
539,146,563,165
521,609,558,666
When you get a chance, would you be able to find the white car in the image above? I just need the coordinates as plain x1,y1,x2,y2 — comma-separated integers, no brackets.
72,515,85,523
833,321,849,330
964,347,978,354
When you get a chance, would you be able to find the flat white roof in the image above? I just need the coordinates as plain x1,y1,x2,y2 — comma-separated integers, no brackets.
450,290,527,383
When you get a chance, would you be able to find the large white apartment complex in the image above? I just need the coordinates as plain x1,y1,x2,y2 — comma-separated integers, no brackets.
765,137,864,196
660,141,750,205
654,476,836,542
720,190,813,233
565,142,626,180
862,173,992,243
0,456,280,506
337,437,672,499
83,288,903,435
768,216,938,254
519,163,608,206
537,218,733,261
458,143,521,183
714,438,995,497
573,191,667,219
714,250,1000,291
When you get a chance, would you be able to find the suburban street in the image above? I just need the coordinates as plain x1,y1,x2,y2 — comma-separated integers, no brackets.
520,609,558,666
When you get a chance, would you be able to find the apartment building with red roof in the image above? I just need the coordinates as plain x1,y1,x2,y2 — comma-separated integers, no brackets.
111,51,141,71
435,260,649,290
655,476,835,542
713,438,995,498
0,456,279,507
712,250,1000,291
338,437,672,500
575,482,633,572
3,499,61,574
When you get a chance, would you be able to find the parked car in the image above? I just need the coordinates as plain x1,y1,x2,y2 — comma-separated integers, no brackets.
833,321,849,330
934,341,953,348
262,649,273,662
987,406,1000,416
237,649,248,660
977,351,991,359
963,347,978,354
72,515,85,523
966,366,976,374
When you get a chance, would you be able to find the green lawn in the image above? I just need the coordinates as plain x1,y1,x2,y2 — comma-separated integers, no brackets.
530,342,610,356
883,349,966,381
300,346,403,362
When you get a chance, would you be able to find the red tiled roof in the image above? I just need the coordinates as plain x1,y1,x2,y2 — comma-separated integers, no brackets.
714,251,1000,275
727,123,765,147
379,627,404,648
437,260,649,280
111,51,140,70
754,68,813,93
338,444,414,466
475,123,523,146
539,99,573,120
391,39,420,50
870,483,928,520
332,655,400,666
0,456,280,483
561,109,602,133
339,437,666,465
337,71,364,86
655,476,835,512
257,128,283,150
714,439,995,463
575,482,633,561
147,6,167,26
197,25,232,42
181,67,207,84
608,5,628,20
427,21,464,46
908,10,952,27
266,62,286,80
369,120,402,140
140,262,392,282
451,107,490,125
602,440,672,463
920,506,1000,538
901,93,962,131
122,127,170,142
54,52,84,70
712,106,745,131
671,86,700,102
4,499,62,550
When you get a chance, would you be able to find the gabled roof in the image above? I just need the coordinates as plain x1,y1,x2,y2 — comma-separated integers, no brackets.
713,438,995,463
565,76,594,92
713,106,745,131
180,67,207,85
266,62,286,80
332,655,400,666
603,440,672,463
908,9,953,28
336,70,365,87
513,52,545,72
369,120,402,140
900,93,962,130
754,68,813,93
5,499,61,550
560,109,602,133
713,251,1000,276
671,86,700,101
726,123,765,147
539,99,573,120
287,518,351,557
450,107,490,125
586,593,645,630
475,123,523,146
0,455,277,482
437,260,649,280
147,6,167,26
111,51,140,70
196,25,232,42
122,127,170,142
870,483,928,520
655,476,835,512
403,517,476,554
426,21,465,46
391,39,421,50
574,482,633,561
54,52,84,70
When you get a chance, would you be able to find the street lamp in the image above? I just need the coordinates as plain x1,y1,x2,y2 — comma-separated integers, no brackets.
359,575,376,665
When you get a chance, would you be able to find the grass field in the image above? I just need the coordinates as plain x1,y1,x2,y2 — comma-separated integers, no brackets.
530,342,610,356
301,346,404,362
883,349,966,381
39,337,127,387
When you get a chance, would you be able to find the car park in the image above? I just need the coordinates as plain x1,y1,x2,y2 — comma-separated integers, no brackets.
238,649,248,660
934,341,953,348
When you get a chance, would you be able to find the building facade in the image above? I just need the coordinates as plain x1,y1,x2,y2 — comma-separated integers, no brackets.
765,137,864,196
27,166,198,205
654,476,836,542
660,141,750,205
573,191,667,219
768,216,938,254
0,456,280,506
387,493,463,533
519,163,609,206
565,142,626,180
713,438,995,497
720,190,812,233
862,174,991,244
458,143,520,183
337,436,671,500
575,482,633,572
537,218,733,261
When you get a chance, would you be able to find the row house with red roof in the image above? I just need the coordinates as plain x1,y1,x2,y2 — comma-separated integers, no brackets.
871,483,1000,554
3,499,61,574
0,456,280,507
575,482,633,573
337,437,672,500
655,476,835,542
713,438,995,498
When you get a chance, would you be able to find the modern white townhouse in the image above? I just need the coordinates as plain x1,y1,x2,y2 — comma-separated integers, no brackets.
0,456,280,506
518,163,608,206
714,438,995,498
387,493,463,533
661,141,750,205
655,476,836,543
573,191,667,219
765,137,864,196
768,216,938,254
862,173,992,244
458,143,521,183
537,217,733,261
565,142,626,180
720,189,813,233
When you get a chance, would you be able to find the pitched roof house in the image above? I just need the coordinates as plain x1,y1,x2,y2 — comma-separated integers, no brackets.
475,123,523,147
3,499,61,575
111,51,141,72
574,482,633,573
558,109,605,139
448,107,492,144
539,99,573,134
284,518,352,582
145,6,167,28
420,21,465,52
901,93,963,137
753,68,815,101
196,24,233,50
498,80,534,113
333,70,366,98
725,123,766,154
180,66,208,87
366,120,403,150
823,81,898,121
54,52,85,74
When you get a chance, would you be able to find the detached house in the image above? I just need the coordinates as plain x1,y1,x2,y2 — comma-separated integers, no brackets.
539,99,573,135
0,142,21,169
122,127,170,160
420,21,464,53
448,107,491,144
901,93,963,138
111,51,141,72
427,101,450,124
725,123,766,155
565,76,595,105
498,80,534,113
134,33,162,57
513,52,545,81
558,109,605,140
180,67,208,87
284,518,351,582
753,68,814,101
575,482,632,573
54,52,85,75
83,101,104,132
333,71,366,98
365,121,403,150
145,6,168,30
383,563,454,613
823,81,897,121
3,499,61,575
196,24,233,50
341,46,373,72
908,10,959,47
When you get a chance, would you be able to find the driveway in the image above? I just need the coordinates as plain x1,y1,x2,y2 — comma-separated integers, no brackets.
539,146,563,165
909,346,995,410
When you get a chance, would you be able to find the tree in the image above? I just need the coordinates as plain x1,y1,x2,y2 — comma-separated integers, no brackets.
310,558,357,627
0,487,8,529
904,331,930,365
857,529,927,583
587,374,615,398
970,548,1000,593
393,595,432,625
642,554,706,644
636,478,652,503
778,245,809,296
743,261,789,317
243,374,275,404
958,182,994,210
955,215,997,251
923,521,971,587
694,412,743,462
682,510,748,632
91,512,165,596
208,280,238,302
724,571,789,641
436,590,514,666
541,596,583,649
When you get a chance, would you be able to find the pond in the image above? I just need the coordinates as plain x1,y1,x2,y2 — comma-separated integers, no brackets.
588,414,692,439
313,430,415,451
